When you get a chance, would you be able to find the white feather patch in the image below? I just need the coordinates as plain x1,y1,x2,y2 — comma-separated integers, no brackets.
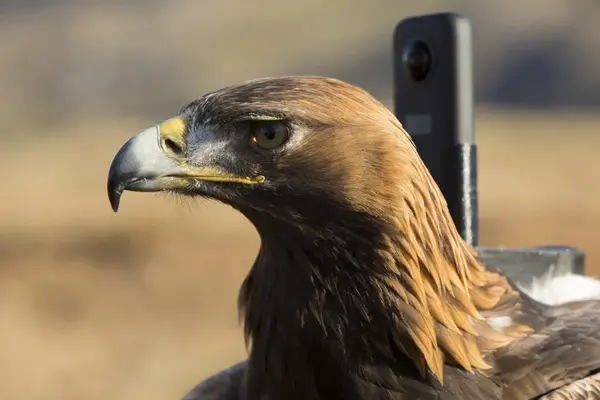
518,266,600,306
487,316,514,332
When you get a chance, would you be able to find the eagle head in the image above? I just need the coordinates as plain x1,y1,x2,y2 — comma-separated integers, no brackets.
108,76,421,231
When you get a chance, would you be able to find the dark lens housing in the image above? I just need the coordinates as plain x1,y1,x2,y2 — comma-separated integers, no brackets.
402,39,432,82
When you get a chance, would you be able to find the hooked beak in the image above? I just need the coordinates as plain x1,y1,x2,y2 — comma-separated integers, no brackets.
107,116,264,212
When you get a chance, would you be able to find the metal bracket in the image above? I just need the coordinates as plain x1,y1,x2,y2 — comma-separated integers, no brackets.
476,245,586,286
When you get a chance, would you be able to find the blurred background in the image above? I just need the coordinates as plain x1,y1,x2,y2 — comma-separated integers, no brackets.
1,1,599,399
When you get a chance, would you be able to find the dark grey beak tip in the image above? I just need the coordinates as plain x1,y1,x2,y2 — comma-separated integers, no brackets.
108,184,122,213
107,137,136,213
107,172,124,212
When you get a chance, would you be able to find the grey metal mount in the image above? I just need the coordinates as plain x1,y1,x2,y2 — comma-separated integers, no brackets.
476,245,586,287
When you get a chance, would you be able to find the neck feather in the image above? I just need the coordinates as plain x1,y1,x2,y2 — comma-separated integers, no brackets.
237,174,531,395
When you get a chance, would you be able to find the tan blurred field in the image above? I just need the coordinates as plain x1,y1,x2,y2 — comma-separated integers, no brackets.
0,108,598,399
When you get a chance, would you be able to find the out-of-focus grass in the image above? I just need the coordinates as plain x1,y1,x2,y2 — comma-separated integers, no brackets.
1,109,599,399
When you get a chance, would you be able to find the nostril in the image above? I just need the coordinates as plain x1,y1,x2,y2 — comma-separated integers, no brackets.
163,138,184,157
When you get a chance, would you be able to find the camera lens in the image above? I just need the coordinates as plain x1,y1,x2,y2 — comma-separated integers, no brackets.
402,39,432,82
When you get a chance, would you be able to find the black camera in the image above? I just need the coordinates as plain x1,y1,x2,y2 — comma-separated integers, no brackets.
393,13,475,243
402,39,432,82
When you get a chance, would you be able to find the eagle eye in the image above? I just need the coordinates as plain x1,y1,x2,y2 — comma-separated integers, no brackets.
249,121,290,150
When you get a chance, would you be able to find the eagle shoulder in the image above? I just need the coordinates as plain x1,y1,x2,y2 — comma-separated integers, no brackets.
540,371,600,400
182,361,248,400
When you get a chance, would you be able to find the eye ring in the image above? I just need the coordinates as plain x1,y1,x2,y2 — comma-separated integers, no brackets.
249,121,290,151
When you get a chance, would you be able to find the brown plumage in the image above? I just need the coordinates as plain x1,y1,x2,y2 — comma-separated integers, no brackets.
107,76,600,400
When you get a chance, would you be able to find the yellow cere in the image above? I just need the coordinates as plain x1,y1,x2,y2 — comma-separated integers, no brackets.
158,116,187,154
158,116,187,137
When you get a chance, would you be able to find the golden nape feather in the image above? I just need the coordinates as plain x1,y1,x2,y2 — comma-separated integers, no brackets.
107,76,600,400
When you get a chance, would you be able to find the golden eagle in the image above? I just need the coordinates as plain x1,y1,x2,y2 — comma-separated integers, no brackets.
107,76,600,399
